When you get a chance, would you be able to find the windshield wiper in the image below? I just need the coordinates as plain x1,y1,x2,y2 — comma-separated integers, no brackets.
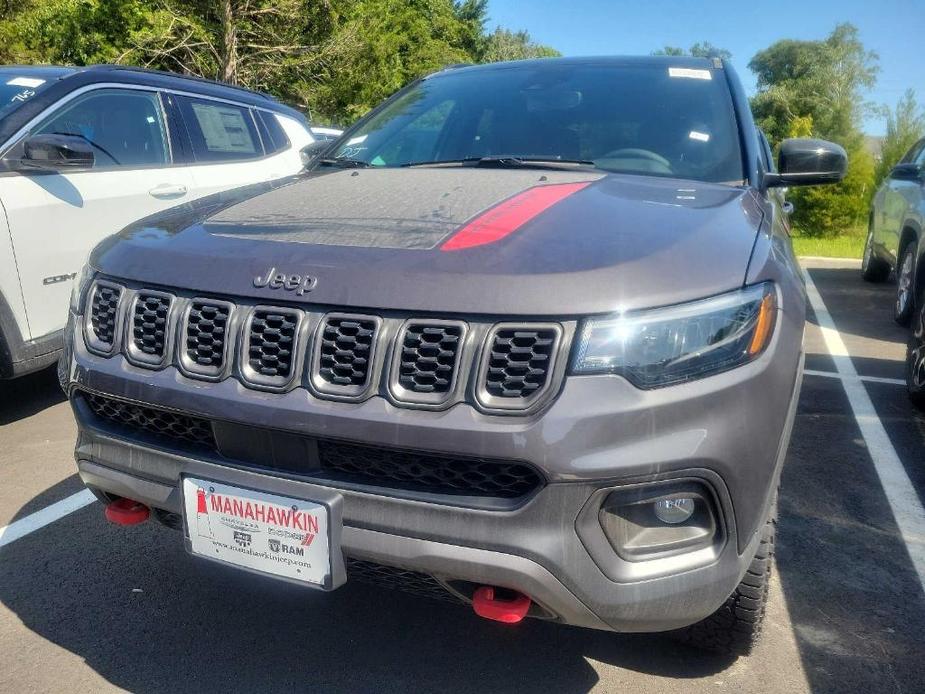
403,156,598,169
317,157,371,168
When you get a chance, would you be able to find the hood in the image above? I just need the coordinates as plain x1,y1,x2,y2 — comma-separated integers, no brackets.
93,168,763,317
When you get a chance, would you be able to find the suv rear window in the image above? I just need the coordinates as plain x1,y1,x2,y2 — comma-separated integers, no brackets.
178,96,263,162
337,63,744,184
256,111,290,154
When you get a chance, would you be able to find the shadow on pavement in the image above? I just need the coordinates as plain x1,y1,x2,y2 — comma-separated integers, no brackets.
0,365,65,425
0,479,735,694
776,371,925,694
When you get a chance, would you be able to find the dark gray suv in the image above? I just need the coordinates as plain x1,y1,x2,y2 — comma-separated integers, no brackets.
60,57,846,655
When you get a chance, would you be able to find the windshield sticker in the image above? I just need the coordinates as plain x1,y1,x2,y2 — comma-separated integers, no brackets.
7,77,45,88
688,130,711,142
10,89,36,104
668,67,712,80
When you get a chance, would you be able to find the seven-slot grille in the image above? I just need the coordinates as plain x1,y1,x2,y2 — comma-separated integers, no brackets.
397,322,464,395
130,292,171,360
317,315,377,389
485,327,559,399
246,309,299,380
88,283,121,349
80,281,565,411
184,300,232,374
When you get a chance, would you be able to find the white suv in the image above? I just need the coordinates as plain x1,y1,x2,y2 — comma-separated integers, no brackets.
0,65,316,378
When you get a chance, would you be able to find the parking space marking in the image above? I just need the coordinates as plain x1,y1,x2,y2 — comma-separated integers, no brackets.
803,368,907,387
803,268,925,590
0,489,95,549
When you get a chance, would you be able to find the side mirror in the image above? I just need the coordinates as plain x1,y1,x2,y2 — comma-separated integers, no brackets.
890,163,924,182
300,139,332,168
20,133,95,171
764,138,847,188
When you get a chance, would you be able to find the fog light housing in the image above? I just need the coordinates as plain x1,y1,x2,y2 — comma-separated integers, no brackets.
599,481,719,561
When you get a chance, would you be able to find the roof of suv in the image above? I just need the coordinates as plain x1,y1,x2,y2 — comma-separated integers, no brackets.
2,64,306,121
429,54,723,78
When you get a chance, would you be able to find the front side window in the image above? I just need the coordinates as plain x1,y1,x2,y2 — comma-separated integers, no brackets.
33,88,168,168
334,63,745,184
178,96,262,162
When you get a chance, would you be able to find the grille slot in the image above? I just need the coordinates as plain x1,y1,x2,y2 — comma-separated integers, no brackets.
483,325,560,405
82,392,215,449
182,299,233,378
345,558,462,603
87,282,122,352
394,321,466,403
243,307,301,388
317,440,543,499
128,291,172,364
315,314,379,396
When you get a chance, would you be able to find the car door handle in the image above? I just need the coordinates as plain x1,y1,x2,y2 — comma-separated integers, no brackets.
149,184,188,199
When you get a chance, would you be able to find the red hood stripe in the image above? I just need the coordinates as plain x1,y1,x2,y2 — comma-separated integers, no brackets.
440,181,592,251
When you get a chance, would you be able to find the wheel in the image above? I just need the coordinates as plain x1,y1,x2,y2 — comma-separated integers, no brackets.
861,228,890,282
907,299,925,411
895,242,918,326
671,515,775,656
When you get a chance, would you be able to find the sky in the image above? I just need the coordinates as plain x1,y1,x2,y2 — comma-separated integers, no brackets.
487,0,923,136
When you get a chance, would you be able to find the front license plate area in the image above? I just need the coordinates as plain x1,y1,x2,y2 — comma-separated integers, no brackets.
182,477,332,588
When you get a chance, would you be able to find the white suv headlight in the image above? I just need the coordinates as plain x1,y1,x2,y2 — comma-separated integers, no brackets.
571,283,776,388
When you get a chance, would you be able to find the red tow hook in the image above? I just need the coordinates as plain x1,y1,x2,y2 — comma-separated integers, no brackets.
472,586,531,624
104,498,150,526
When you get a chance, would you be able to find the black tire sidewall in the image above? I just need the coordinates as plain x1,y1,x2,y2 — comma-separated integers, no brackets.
895,243,918,324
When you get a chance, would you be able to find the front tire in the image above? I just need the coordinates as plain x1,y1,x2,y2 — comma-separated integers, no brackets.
671,515,775,656
895,242,918,326
861,228,890,282
907,299,925,411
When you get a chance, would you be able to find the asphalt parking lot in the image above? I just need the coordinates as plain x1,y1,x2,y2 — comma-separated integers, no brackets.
1,257,923,694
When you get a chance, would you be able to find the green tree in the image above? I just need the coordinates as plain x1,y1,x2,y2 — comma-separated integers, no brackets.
480,27,559,63
749,24,880,236
875,89,925,187
653,42,731,60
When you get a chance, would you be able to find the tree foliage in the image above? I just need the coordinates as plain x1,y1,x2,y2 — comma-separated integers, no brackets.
0,0,556,124
653,42,731,60
875,89,925,187
749,24,880,237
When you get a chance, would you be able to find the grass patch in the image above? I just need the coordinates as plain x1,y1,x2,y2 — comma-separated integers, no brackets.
791,228,866,259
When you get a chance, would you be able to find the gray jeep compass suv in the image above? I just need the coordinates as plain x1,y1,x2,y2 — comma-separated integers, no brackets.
60,57,846,655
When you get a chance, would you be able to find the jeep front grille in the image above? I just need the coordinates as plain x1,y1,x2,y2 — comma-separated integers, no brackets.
315,314,378,395
244,308,300,387
397,321,465,395
87,283,122,350
80,279,570,413
484,326,560,400
128,291,172,364
182,299,233,377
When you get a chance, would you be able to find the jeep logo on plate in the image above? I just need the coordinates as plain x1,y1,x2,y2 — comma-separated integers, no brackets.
253,267,318,296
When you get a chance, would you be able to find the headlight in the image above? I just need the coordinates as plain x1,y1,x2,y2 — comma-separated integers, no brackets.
69,259,95,314
571,282,776,388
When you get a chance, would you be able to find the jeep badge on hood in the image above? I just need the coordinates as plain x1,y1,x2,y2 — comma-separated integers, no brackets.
253,267,317,296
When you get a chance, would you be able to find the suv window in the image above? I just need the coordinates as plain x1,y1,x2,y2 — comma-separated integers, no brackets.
901,138,925,164
178,96,263,162
335,63,744,183
256,111,290,154
33,88,168,168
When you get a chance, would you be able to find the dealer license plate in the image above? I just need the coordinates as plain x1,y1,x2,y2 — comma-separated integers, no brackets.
182,477,331,587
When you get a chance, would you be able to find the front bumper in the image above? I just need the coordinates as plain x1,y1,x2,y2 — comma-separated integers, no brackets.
63,309,802,633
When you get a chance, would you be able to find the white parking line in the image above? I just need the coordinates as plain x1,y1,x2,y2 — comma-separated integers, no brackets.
803,268,925,590
803,368,907,387
0,489,96,549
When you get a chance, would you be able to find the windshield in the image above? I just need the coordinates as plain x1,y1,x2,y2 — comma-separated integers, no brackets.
0,70,56,121
333,62,744,183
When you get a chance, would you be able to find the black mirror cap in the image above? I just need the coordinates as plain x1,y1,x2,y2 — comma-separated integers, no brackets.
764,138,848,188
890,162,924,182
300,139,333,169
21,133,95,171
